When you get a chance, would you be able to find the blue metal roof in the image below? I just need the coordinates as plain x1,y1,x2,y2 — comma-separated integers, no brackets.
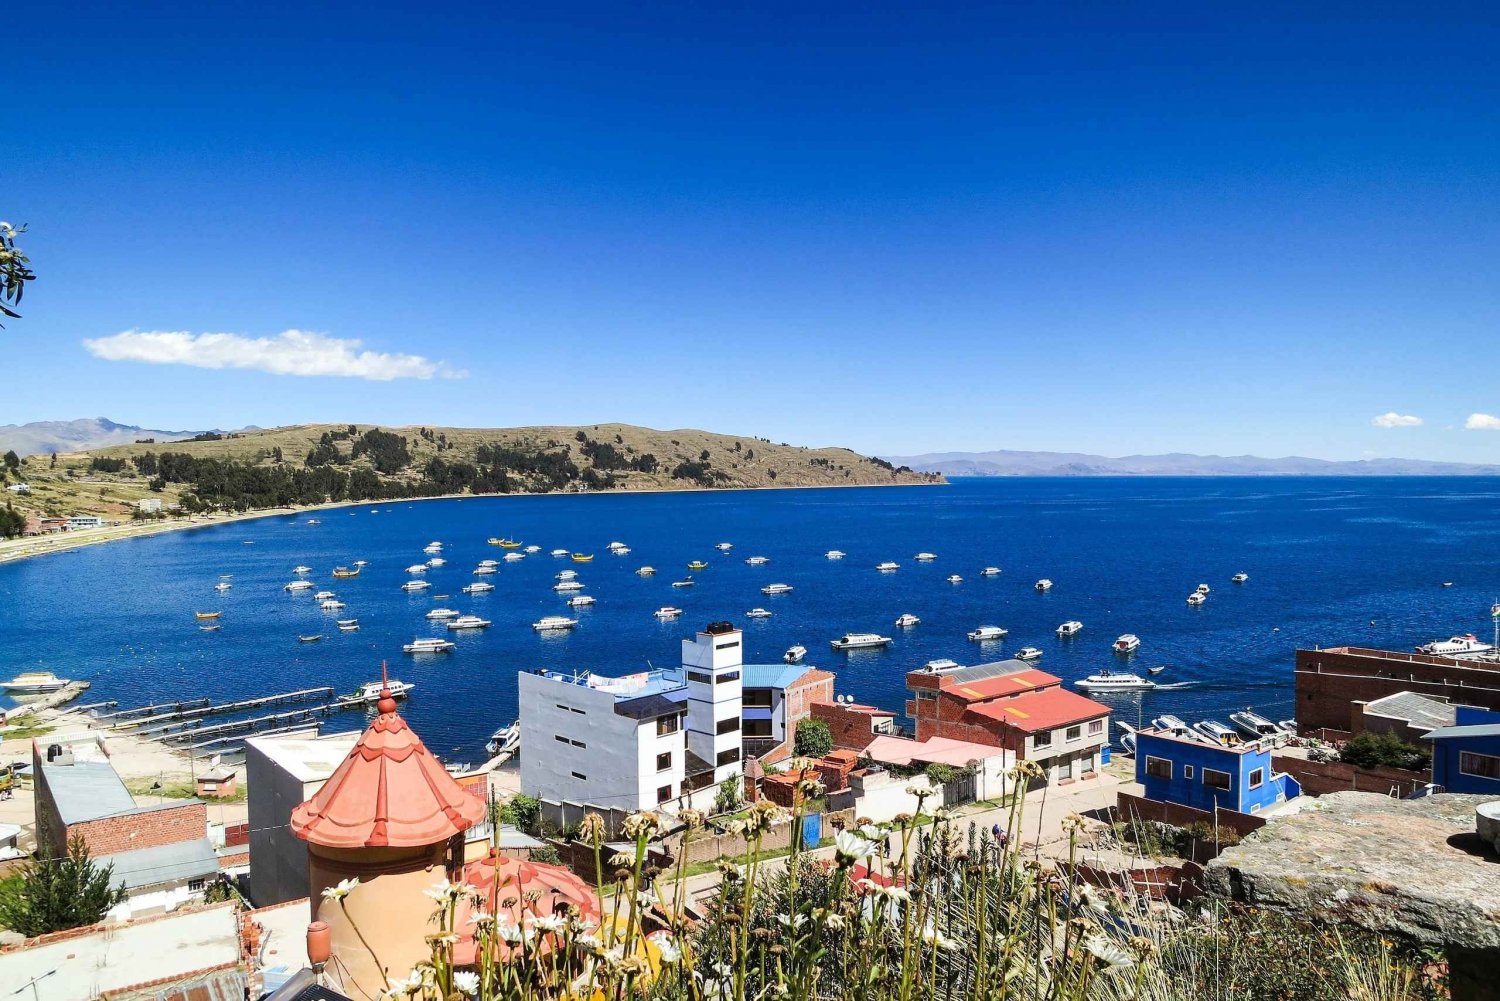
1424,723,1500,741
741,664,808,691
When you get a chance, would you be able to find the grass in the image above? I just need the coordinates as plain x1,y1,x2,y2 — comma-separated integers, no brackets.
123,776,247,803
678,836,837,880
0,717,54,740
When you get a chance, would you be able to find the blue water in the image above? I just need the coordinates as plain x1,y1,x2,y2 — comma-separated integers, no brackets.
4,477,1500,761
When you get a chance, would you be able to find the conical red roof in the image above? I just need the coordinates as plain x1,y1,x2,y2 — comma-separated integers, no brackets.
291,688,486,849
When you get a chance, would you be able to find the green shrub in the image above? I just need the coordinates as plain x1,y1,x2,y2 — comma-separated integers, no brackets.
1340,731,1431,771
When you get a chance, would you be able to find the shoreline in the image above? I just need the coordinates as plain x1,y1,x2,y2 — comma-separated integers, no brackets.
0,479,942,567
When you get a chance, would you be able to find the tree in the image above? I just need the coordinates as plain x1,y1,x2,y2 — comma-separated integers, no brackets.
2,450,18,472
499,793,541,834
713,775,743,815
1339,731,1430,771
0,504,24,539
0,222,35,328
793,719,834,759
0,834,127,936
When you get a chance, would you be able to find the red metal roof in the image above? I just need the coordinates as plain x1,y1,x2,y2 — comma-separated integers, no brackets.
290,690,486,849
967,687,1109,732
942,669,1060,702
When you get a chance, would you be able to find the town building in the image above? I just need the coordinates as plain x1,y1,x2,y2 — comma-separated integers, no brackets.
1425,706,1500,795
246,730,361,907
740,663,835,763
5,481,30,494
136,497,163,513
1352,690,1468,743
66,514,106,529
1134,728,1301,815
905,659,1110,784
1295,646,1500,738
683,622,747,786
31,732,219,918
810,698,900,751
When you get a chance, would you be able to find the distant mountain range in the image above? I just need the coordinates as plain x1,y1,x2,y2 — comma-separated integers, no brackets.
0,417,208,456
882,449,1500,477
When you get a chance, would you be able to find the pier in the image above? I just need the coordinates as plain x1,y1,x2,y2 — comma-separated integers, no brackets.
95,698,212,724
158,705,338,745
104,688,335,731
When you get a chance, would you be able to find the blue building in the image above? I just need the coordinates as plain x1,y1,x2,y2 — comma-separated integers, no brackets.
1425,705,1500,795
1135,729,1301,815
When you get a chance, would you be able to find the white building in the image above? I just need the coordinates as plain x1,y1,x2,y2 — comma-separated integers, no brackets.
66,514,105,529
682,622,745,785
136,497,163,512
245,729,360,907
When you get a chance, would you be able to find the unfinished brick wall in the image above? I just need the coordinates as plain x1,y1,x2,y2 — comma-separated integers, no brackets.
1295,647,1500,734
70,802,207,857
810,701,889,751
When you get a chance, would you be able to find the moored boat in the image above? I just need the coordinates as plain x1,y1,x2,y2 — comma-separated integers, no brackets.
298,634,323,643
401,580,432,591
426,608,461,620
447,615,492,630
337,619,360,631
946,574,963,584
571,553,593,563
195,611,221,620
636,566,657,576
825,550,846,559
533,615,578,631
462,582,494,594
1113,633,1141,654
831,632,893,650
285,580,315,592
1,671,70,693
980,567,1001,576
1074,669,1153,691
336,679,413,706
894,613,920,628
214,582,232,591
687,560,709,570
745,556,770,565
1056,620,1083,637
332,567,360,578
968,625,1008,642
784,644,808,664
566,595,596,607
745,608,773,618
761,583,794,595
654,606,683,619
486,721,521,756
1186,592,1206,606
1014,646,1043,662
1232,572,1249,583
1416,634,1493,657
1034,579,1053,592
554,581,586,592
914,552,937,562
876,561,900,572
404,637,455,654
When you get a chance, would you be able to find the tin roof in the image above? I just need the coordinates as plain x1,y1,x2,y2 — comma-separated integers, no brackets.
943,669,1061,703
968,687,1109,732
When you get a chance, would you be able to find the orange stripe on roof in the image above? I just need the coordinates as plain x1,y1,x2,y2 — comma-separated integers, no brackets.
1009,677,1035,688
1005,707,1030,718
959,687,981,697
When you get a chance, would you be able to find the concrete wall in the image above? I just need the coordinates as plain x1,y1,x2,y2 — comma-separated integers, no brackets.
830,770,945,824
246,741,321,907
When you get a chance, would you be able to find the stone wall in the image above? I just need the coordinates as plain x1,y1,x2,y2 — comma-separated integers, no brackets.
1115,791,1268,839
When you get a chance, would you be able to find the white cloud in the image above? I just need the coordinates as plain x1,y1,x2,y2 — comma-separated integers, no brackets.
1371,412,1422,428
82,329,466,381
1465,413,1500,430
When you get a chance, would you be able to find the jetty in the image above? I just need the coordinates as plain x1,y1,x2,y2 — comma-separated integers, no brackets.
18,681,91,714
95,697,212,724
158,705,338,745
104,688,334,731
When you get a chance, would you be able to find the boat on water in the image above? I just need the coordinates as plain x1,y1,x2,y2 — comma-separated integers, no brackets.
337,619,360,631
497,539,522,549
402,580,432,591
745,556,770,566
876,561,900,572
687,560,709,571
406,564,428,574
921,658,961,673
571,553,593,563
550,548,569,557
293,566,312,574
487,537,505,546
914,552,937,562
314,591,337,600
895,613,920,628
306,519,320,525
654,606,683,619
612,547,631,555
504,553,526,562
1014,646,1044,662
332,567,360,578
478,559,500,568
607,541,628,551
825,550,846,559
1196,583,1211,595
831,632,893,651
1416,634,1494,657
336,679,413,706
298,634,323,643
424,543,443,554
1276,719,1299,735
320,599,346,610
1,672,70,693
671,578,695,588
636,566,657,576
745,608,773,618
533,615,578,631
352,560,368,567
284,580,314,591
427,558,446,567
462,582,494,594
524,545,541,554
214,582,232,591
567,595,596,607
716,542,733,551
946,574,963,584
1229,710,1284,739
486,721,521,756
784,644,808,664
981,567,1001,576
472,567,497,576
447,615,492,630
1056,620,1083,637
761,583,794,595
427,608,460,620
200,624,221,632
556,569,577,580
554,581,586,592
1147,665,1167,675
1034,579,1053,592
1113,633,1141,654
404,637,456,654
1075,669,1154,691
195,611,221,620
968,625,1008,642
1232,572,1249,583
1194,720,1241,746
1186,592,1206,606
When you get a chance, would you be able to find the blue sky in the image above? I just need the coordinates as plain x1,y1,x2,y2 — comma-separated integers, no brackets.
8,2,1499,460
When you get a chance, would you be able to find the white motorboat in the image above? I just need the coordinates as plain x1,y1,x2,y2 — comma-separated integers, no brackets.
946,574,963,584
533,616,578,631
1232,572,1249,583
426,608,461,620
504,552,526,561
336,679,413,706
980,567,1001,576
320,599,346,610
914,552,937,562
314,591,337,600
761,583,794,595
1276,719,1299,735
825,550,846,559
1,671,69,694
745,556,770,565
214,582,232,591
284,580,314,592
462,582,495,594
921,658,961,673
337,619,360,631
831,632,893,650
352,560,368,567
671,579,695,588
894,613,920,628
479,559,500,568
550,548,569,557
1229,710,1283,739
607,541,628,551
716,542,733,551
1196,583,1211,595
636,566,657,576
1034,579,1053,592
1015,646,1044,662
486,721,521,756
567,595,596,607
654,606,683,619
556,569,577,580
401,580,432,591
1113,633,1141,654
424,542,443,553
613,547,631,555
524,545,541,554
1074,669,1154,691
406,564,428,574
1150,715,1201,741
447,615,492,630
472,566,497,576
1194,720,1241,746
427,558,446,567
1186,592,1206,605
876,561,900,572
403,637,455,654
784,644,808,664
293,566,312,574
1117,721,1137,755
968,625,1008,642
1416,634,1494,657
745,608,773,618
1056,621,1083,637
554,581,586,592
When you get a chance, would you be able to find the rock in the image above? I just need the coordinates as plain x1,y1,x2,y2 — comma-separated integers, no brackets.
1478,801,1500,854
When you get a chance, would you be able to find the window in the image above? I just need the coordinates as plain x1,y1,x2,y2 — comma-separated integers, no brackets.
657,784,673,804
571,738,586,748
743,719,772,737
656,752,673,772
1033,730,1053,748
1459,751,1500,779
656,714,680,736
687,670,712,685
1088,719,1104,735
1059,755,1073,779
914,691,937,703
554,734,568,744
571,771,587,780
1144,756,1172,780
188,878,207,893
716,748,740,767
715,640,741,650
1248,767,1264,789
743,689,773,708
1081,754,1096,773
1184,765,1194,780
1066,725,1082,742
716,716,741,735
718,671,741,683
1203,768,1232,791
556,704,585,715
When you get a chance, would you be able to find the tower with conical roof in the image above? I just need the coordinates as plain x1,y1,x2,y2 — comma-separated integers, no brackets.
291,678,486,995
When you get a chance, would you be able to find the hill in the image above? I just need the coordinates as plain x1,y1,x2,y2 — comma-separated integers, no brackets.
0,417,203,456
2,422,937,522
883,448,1500,477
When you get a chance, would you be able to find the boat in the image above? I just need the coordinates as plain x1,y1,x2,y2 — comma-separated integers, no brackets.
636,566,657,576
1117,721,1137,755
1196,584,1211,595
293,566,312,574
337,619,360,631
195,611,221,620
284,581,315,592
968,625,1008,642
745,608,773,619
566,595,596,607
876,561,900,572
1,672,69,693
401,580,432,591
447,615,492,630
1442,581,1454,588
462,582,495,594
497,539,522,549
1147,665,1167,675
671,578,695,588
831,632,893,650
980,567,1001,576
472,567,497,575
1075,669,1154,691
524,545,541,554
427,558,446,567
487,538,504,546
486,721,521,756
946,574,963,584
320,599,346,610
314,591,337,600
298,634,323,643
825,550,846,559
654,606,683,619
406,565,429,574
404,637,456,654
336,679,413,706
200,624,221,632
894,613,920,628
1056,621,1083,637
914,552,937,562
504,553,526,561
745,556,770,566
1276,719,1299,735
533,615,578,631
716,542,733,551
761,583,794,595
687,560,709,571
556,569,577,580
554,581,586,592
332,567,360,578
306,519,320,525
214,582,232,591
1113,633,1141,654
479,559,500,568
353,560,368,567
1014,646,1044,662
613,547,631,555
550,549,569,557
571,553,593,563
1231,572,1249,583
426,608,461,620
1229,710,1283,739
1416,634,1494,657
607,541,628,551
1186,592,1206,606
1034,579,1053,592
784,644,808,664
1194,720,1242,746
921,658,961,673
424,543,443,554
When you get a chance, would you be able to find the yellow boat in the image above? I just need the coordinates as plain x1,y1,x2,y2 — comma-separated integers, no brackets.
498,539,523,549
571,553,594,563
332,567,360,578
195,611,221,620
687,561,709,571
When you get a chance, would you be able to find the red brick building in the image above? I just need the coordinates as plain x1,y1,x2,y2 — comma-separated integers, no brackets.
809,700,898,752
1294,646,1500,739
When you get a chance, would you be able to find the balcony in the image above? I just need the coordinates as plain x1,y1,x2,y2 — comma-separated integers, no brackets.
743,737,781,759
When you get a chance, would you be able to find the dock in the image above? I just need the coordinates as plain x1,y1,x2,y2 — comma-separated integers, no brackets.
158,705,338,745
17,681,92,714
105,688,334,731
95,698,212,724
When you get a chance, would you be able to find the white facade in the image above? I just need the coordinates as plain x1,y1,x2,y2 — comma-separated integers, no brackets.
66,514,105,529
5,482,29,494
1024,717,1109,783
245,730,361,907
682,624,745,786
136,497,163,512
